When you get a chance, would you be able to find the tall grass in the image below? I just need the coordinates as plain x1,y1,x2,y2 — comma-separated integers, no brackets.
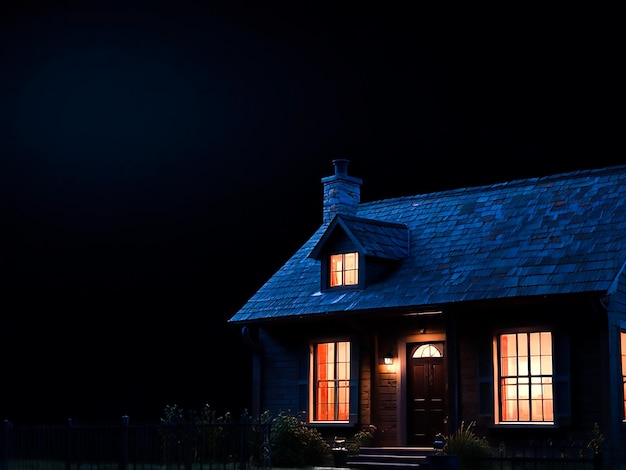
444,420,491,459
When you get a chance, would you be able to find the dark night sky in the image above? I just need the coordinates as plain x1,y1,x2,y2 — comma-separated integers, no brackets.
1,1,625,423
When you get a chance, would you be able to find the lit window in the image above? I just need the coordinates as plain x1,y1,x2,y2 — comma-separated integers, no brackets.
330,252,358,287
413,343,443,358
621,330,626,421
497,332,554,424
311,341,350,421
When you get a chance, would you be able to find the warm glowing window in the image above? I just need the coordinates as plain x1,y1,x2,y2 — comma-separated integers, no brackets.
497,331,554,423
329,252,358,287
621,331,626,421
312,341,350,421
413,344,442,358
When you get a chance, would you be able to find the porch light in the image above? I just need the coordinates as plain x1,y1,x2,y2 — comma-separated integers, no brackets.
384,353,394,365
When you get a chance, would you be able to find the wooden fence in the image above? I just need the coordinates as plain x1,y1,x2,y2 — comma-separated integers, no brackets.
0,417,271,470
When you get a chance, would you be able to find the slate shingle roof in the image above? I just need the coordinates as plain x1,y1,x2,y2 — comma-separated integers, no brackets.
229,165,626,323
308,214,409,260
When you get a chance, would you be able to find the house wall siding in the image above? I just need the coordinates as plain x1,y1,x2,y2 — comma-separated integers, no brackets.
258,327,302,415
376,366,398,446
457,333,480,426
358,341,372,426
454,300,607,446
605,272,626,454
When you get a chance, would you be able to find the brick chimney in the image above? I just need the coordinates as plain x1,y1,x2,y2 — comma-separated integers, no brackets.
322,159,362,224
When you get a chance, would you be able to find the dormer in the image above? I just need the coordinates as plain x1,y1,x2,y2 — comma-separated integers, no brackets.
309,160,409,291
309,214,409,291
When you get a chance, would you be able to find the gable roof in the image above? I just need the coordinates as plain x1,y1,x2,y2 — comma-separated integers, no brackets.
229,164,626,324
308,214,409,261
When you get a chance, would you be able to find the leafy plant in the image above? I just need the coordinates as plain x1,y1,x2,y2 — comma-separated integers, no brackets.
587,422,605,455
159,404,231,470
444,420,491,460
347,424,377,454
259,410,331,467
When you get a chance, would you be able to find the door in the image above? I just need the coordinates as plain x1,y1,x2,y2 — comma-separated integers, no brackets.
407,343,446,446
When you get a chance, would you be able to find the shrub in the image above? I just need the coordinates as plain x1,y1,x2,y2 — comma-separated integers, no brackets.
260,410,331,467
444,420,491,460
160,405,333,468
587,422,605,455
347,424,377,454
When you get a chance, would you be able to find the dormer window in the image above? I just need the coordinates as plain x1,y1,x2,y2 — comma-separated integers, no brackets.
309,214,409,292
330,252,359,287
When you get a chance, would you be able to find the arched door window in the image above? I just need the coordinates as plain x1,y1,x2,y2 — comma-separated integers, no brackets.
412,343,443,358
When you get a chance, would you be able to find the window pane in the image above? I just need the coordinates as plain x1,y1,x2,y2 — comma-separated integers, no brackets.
413,344,443,358
501,378,518,421
505,358,517,376
330,255,343,287
519,334,529,375
316,380,330,421
338,341,350,363
622,380,626,421
344,252,358,285
502,334,516,356
543,399,554,421
344,269,357,285
519,381,529,400
344,252,357,270
540,332,552,356
501,334,519,376
338,380,350,420
518,398,530,421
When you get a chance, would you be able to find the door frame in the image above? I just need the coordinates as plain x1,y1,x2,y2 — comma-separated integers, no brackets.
396,332,447,446
406,341,446,446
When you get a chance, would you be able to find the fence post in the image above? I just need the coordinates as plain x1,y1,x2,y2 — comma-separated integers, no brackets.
239,423,246,470
66,418,73,470
120,416,129,470
1,420,12,470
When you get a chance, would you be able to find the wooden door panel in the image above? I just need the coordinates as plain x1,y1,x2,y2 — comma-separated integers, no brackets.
407,348,446,446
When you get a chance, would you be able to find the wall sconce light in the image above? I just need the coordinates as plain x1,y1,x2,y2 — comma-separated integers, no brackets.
384,353,394,365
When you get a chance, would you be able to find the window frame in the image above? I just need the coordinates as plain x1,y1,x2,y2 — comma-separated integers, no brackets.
619,323,626,424
328,251,359,288
308,338,358,425
493,329,555,426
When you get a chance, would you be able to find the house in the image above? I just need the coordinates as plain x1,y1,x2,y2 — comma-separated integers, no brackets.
228,159,626,460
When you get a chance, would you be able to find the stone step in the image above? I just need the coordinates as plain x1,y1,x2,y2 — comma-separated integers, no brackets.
344,446,436,470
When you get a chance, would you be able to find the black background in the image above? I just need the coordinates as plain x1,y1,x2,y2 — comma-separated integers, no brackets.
1,1,624,423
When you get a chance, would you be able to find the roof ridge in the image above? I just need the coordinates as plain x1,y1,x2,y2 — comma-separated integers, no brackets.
335,213,407,228
360,164,626,207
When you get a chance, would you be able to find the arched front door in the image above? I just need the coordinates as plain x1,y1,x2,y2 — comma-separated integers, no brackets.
407,343,446,446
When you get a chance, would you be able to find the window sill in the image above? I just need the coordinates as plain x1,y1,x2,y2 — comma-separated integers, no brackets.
490,423,558,429
308,421,353,428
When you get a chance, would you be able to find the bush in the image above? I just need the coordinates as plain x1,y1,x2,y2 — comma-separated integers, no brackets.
260,410,331,467
347,424,377,454
444,420,491,460
160,405,333,468
587,422,605,455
